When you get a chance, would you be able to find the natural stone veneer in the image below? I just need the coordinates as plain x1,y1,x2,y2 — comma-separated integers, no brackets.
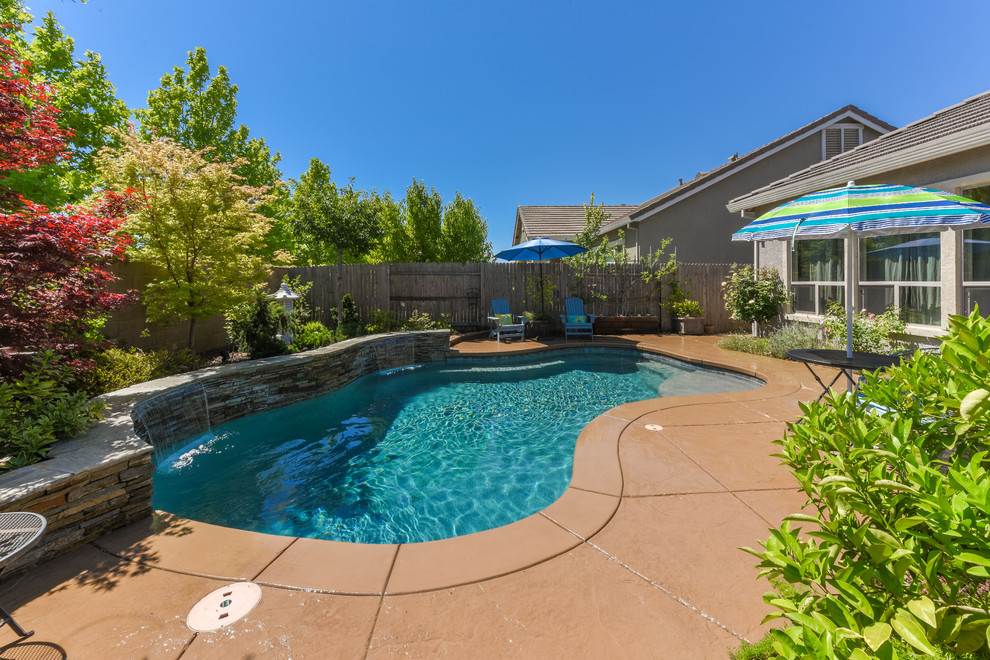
0,331,450,575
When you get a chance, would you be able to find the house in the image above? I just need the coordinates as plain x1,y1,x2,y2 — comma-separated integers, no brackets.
512,205,637,245
727,89,990,336
598,107,895,264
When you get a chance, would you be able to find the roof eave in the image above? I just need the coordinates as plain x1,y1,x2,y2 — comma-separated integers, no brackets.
727,123,990,213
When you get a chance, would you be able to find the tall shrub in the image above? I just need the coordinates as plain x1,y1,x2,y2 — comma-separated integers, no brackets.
722,264,789,330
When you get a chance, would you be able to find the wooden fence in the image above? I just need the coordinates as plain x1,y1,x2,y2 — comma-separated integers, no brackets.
272,262,747,333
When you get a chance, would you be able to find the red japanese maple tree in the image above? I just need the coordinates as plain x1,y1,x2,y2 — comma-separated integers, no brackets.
0,30,135,371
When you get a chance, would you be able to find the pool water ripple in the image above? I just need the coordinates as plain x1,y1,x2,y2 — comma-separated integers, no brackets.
152,349,760,543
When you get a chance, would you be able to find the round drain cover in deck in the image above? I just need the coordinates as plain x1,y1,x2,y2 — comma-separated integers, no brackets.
186,582,262,632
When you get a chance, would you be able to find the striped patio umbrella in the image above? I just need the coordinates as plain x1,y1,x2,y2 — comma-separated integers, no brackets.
732,182,990,357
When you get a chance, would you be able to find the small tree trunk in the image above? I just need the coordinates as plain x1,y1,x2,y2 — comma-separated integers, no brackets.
337,246,344,329
188,317,197,350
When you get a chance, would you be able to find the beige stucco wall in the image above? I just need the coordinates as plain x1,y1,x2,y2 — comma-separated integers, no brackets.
607,124,883,265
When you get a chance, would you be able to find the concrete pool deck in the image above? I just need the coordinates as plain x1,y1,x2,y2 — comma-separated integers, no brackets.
0,333,829,659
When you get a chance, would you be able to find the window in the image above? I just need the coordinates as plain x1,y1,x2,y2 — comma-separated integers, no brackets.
823,125,863,159
791,239,844,314
859,233,940,325
962,185,990,315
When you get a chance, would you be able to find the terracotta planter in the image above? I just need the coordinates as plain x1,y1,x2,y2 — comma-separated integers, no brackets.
703,324,715,335
594,316,659,335
677,317,704,335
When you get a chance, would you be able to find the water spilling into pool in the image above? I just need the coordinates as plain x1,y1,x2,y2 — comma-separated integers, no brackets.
152,348,761,543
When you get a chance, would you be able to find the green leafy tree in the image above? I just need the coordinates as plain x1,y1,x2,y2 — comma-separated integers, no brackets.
134,47,286,255
1,7,130,206
96,131,276,349
405,178,443,262
288,158,382,325
570,192,629,266
441,192,492,262
370,190,411,263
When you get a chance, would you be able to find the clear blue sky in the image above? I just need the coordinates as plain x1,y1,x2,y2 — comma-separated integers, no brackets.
25,0,990,253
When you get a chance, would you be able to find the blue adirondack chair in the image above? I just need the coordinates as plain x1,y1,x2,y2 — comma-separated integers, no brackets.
488,299,525,343
560,298,596,341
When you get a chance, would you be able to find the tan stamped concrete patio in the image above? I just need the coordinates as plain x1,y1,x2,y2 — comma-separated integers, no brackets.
0,334,830,659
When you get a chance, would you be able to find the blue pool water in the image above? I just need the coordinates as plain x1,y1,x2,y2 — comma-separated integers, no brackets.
152,349,761,543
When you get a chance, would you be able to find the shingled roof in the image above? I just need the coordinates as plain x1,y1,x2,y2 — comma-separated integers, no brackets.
514,205,637,243
600,105,895,234
728,90,990,213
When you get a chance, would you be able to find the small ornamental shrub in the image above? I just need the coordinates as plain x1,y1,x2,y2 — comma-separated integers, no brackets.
716,333,771,356
765,322,827,359
365,309,403,335
79,347,204,395
329,294,363,339
822,302,906,353
290,321,334,352
226,292,290,359
722,264,789,326
744,309,990,659
0,352,105,472
665,280,703,318
403,310,450,331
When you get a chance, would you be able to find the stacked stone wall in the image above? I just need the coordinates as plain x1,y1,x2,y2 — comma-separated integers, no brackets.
0,331,449,577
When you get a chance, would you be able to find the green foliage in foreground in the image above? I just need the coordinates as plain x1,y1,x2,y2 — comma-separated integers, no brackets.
0,352,104,472
743,309,990,659
731,628,990,659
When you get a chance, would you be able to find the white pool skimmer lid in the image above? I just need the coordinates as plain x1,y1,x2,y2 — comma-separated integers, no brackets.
186,582,262,632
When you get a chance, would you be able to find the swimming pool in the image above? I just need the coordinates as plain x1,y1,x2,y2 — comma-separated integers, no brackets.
152,348,761,544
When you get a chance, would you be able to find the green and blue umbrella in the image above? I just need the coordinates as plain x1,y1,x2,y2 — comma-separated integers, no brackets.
732,183,990,242
732,182,990,358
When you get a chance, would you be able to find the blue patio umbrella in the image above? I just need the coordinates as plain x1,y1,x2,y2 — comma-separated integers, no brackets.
494,238,588,316
732,182,990,357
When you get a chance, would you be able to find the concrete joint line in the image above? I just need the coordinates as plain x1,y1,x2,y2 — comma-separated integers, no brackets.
540,514,750,643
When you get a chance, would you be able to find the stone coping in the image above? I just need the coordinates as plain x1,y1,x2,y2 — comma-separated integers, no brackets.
87,336,789,596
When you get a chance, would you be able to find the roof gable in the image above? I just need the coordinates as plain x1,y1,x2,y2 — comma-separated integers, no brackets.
600,105,895,234
516,205,637,241
728,90,990,213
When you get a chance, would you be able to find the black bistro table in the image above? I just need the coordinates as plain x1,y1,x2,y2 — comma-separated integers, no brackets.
0,512,47,638
786,349,902,401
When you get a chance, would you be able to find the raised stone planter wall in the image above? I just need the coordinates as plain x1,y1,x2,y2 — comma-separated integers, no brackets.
0,331,449,576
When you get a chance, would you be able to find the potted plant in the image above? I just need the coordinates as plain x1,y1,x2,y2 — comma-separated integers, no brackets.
665,281,705,335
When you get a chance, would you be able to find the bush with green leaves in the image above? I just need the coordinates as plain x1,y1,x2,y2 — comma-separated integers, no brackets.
79,347,204,395
718,323,825,359
821,302,906,354
226,292,291,359
744,309,990,659
0,352,105,473
765,322,828,359
290,321,335,352
329,294,363,338
723,264,790,326
665,279,704,318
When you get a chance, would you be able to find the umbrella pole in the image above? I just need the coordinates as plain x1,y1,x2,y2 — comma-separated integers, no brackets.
540,260,546,317
845,227,854,392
